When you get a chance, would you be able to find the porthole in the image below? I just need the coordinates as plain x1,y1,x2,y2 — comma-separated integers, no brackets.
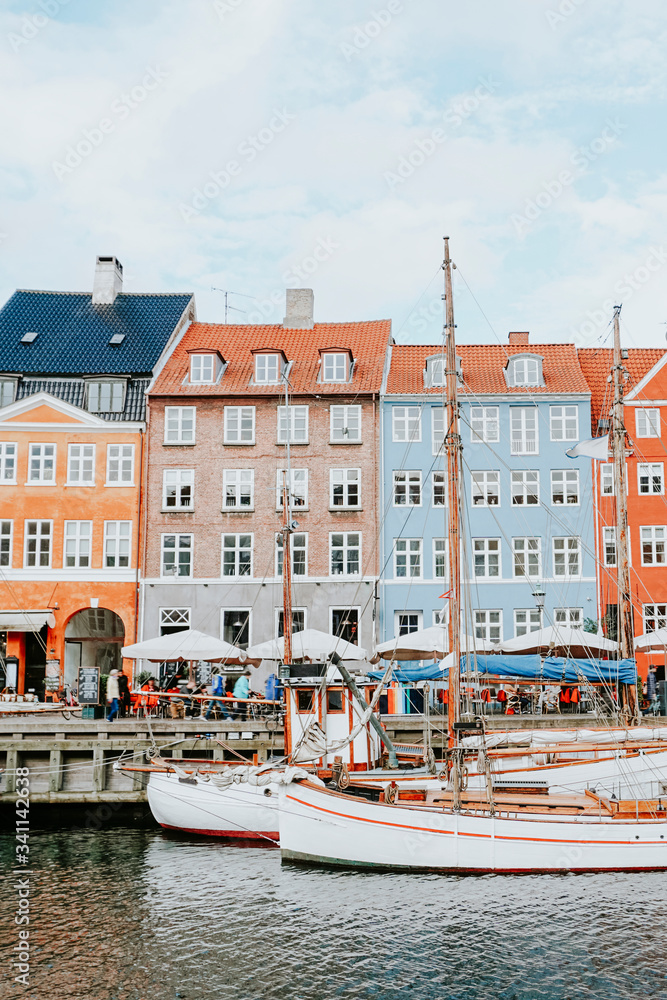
263,788,272,797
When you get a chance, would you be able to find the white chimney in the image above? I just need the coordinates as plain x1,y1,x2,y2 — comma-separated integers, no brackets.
283,288,314,329
92,255,123,305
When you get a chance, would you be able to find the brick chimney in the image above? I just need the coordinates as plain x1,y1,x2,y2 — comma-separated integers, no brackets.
283,288,314,329
92,255,123,305
508,331,530,346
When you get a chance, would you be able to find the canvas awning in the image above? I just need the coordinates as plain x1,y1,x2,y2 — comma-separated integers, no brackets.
373,627,497,661
246,628,367,662
121,629,253,664
0,610,56,632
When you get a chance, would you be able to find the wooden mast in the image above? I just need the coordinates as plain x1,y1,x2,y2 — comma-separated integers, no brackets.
611,305,638,721
443,238,462,747
282,376,293,666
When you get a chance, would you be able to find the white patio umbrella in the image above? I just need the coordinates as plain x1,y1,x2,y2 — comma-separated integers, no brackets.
500,625,618,658
635,628,667,651
121,628,253,665
246,628,367,662
373,626,497,661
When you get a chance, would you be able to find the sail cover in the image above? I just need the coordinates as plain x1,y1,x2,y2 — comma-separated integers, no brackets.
369,655,637,684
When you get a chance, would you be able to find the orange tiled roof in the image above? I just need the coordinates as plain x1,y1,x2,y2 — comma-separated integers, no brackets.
151,321,392,397
578,348,665,434
386,343,591,395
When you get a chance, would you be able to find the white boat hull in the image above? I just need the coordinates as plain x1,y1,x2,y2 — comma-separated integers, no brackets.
279,781,667,872
147,772,280,840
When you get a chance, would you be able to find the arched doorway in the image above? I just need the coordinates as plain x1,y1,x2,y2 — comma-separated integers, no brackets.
64,608,125,687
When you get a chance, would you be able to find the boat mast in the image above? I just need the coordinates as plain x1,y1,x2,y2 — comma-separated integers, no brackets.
443,238,462,746
282,374,293,666
611,305,638,721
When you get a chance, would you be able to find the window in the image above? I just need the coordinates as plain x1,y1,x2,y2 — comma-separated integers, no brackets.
160,608,190,635
0,443,17,483
433,609,446,626
330,405,361,443
473,538,501,578
277,405,309,444
326,688,344,713
432,407,445,455
67,444,95,485
394,538,422,578
330,468,360,507
222,610,250,649
509,357,540,386
331,608,359,645
163,469,194,509
638,463,663,495
392,406,421,443
510,408,538,455
393,470,421,506
277,608,306,638
644,604,667,633
551,469,579,505
190,354,215,384
104,521,131,568
474,610,502,643
433,538,447,578
106,444,134,485
0,521,12,566
164,406,196,444
470,406,499,443
161,533,192,577
514,609,542,637
0,380,15,407
296,689,315,713
553,536,581,577
223,469,254,509
511,470,539,506
224,406,255,445
24,520,52,567
432,471,446,506
276,532,307,576
603,527,617,566
395,612,422,635
87,381,124,413
322,353,348,382
222,534,252,577
64,521,92,568
550,405,578,441
428,357,445,386
636,408,660,438
276,469,308,508
601,463,614,495
28,444,56,483
471,470,500,506
330,532,361,576
555,608,583,628
254,353,281,384
641,526,666,566
513,538,540,578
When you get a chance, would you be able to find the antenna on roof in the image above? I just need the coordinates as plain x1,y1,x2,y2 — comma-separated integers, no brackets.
211,288,256,324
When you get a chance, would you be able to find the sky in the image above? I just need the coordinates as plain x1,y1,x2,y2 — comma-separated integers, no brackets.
1,0,666,350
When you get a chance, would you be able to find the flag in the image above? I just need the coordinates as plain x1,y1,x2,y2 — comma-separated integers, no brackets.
566,435,609,461
439,590,453,599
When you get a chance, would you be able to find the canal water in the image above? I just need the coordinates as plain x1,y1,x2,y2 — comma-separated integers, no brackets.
1,826,666,1000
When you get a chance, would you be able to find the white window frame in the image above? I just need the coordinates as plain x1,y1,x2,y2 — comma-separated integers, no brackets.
162,469,194,510
432,407,445,456
164,406,196,445
23,519,53,568
601,463,614,496
433,609,446,626
223,406,255,445
603,526,617,566
392,406,421,443
276,532,308,577
643,604,667,633
0,520,12,567
63,520,92,568
551,469,580,506
638,463,664,496
470,406,499,443
106,443,135,486
0,443,17,484
394,538,423,579
87,381,125,413
277,405,309,444
322,353,348,383
640,526,667,566
276,606,307,638
221,609,252,649
276,469,308,509
553,536,581,578
512,537,541,579
330,405,361,443
330,468,360,508
433,538,447,579
474,609,502,643
223,469,254,510
511,470,539,506
550,405,579,442
471,470,500,507
555,608,583,627
394,611,423,635
330,607,361,646
66,443,95,486
473,538,501,579
0,380,16,407
329,531,361,577
189,354,215,384
510,357,540,387
27,443,56,484
160,607,191,632
254,353,281,384
510,408,538,455
636,408,660,438
393,470,422,506
161,533,192,577
514,608,542,637
104,521,132,569
432,470,446,507
221,533,253,578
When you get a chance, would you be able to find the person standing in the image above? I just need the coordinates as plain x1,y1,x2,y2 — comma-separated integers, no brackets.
233,670,252,720
106,669,121,722
117,670,131,717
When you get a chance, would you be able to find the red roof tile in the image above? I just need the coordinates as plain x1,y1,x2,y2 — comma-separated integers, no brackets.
386,343,591,396
151,321,392,397
578,348,665,434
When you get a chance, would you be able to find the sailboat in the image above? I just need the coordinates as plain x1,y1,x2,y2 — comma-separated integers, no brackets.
277,243,667,872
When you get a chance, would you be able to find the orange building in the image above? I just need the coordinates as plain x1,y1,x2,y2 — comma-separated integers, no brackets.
0,257,194,696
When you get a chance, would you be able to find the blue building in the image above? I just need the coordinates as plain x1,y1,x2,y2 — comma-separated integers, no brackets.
379,332,597,648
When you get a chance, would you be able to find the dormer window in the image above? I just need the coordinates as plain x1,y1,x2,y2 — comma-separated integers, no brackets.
0,380,17,407
425,355,462,388
506,354,544,388
320,349,353,383
87,380,125,413
252,349,287,385
190,354,214,384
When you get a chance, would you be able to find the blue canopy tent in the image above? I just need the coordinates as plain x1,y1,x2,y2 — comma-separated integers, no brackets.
368,654,637,685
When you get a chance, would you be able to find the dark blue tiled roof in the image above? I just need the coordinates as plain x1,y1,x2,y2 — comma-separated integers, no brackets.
0,291,194,375
17,379,150,421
